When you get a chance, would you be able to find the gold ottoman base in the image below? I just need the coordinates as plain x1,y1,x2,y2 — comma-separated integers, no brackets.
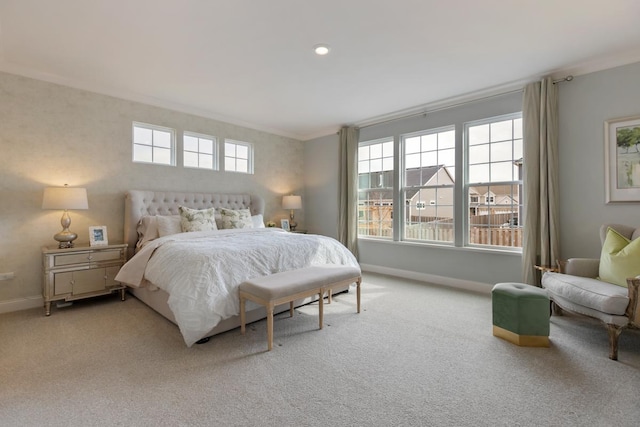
493,325,549,347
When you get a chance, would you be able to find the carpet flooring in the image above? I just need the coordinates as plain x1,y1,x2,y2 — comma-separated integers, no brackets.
1,272,639,426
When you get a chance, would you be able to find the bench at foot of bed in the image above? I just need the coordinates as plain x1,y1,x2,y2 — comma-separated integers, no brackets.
239,265,362,351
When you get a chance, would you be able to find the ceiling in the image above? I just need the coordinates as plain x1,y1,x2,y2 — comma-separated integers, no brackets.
1,1,640,141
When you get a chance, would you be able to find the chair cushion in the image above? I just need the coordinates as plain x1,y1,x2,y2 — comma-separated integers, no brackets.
598,227,640,287
542,272,629,315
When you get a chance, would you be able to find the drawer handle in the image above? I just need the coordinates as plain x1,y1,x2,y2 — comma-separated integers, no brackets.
70,280,75,285
87,255,93,260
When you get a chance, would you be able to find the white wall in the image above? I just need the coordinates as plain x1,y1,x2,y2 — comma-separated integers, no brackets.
303,133,340,239
557,61,640,258
304,62,640,290
0,72,304,310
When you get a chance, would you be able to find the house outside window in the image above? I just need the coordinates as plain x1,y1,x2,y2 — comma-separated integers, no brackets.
466,114,523,248
403,127,455,243
184,132,217,170
358,138,394,238
224,139,253,174
132,122,175,166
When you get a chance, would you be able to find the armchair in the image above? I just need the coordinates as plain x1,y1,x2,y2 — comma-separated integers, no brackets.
541,224,640,360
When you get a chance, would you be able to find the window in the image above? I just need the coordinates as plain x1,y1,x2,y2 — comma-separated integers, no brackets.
224,140,253,174
466,114,523,248
403,127,455,243
356,109,522,251
358,138,394,238
184,132,217,170
132,122,175,165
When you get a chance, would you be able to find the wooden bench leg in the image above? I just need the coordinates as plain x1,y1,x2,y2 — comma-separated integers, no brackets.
289,301,294,317
267,303,274,351
240,295,246,334
356,277,361,314
327,288,332,304
318,290,323,330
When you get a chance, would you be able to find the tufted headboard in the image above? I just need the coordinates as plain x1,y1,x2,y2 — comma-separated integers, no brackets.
124,190,265,259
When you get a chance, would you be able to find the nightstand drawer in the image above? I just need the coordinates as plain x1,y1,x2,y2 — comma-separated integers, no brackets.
52,249,123,266
53,268,108,295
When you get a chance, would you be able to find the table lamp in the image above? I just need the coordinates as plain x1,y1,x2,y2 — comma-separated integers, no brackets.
282,195,302,231
42,185,89,248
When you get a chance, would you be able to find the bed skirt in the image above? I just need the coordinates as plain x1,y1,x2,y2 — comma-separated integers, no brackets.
128,284,349,340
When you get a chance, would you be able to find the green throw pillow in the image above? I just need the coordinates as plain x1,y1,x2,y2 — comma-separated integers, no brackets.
598,227,640,287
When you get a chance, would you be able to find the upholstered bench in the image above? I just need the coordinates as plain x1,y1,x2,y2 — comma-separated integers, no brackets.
239,265,362,351
492,282,550,347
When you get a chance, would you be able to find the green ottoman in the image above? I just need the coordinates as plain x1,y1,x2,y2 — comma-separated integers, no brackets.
492,282,550,347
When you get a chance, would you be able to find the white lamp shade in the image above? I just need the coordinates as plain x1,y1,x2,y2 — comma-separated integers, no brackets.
282,195,302,210
42,187,89,210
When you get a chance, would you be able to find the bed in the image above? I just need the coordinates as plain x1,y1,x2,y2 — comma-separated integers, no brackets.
116,190,360,346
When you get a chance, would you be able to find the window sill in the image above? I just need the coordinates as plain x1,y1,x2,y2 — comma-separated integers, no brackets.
358,236,522,256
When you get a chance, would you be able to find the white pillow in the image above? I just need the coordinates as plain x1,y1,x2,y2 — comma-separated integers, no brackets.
252,214,265,228
219,208,253,229
179,206,218,232
157,215,182,237
137,215,159,248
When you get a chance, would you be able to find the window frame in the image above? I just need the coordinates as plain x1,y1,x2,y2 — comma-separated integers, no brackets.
132,122,176,166
183,131,218,170
401,126,456,245
223,139,254,174
463,112,523,251
356,111,523,253
357,137,395,240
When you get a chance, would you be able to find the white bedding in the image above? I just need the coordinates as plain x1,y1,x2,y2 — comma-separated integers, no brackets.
115,228,359,346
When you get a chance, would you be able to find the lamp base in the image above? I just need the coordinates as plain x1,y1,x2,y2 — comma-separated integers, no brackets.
289,221,297,232
54,230,77,249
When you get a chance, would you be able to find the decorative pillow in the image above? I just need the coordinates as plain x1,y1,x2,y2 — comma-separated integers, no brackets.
157,215,182,237
252,214,265,229
219,208,253,229
179,206,218,232
598,227,640,287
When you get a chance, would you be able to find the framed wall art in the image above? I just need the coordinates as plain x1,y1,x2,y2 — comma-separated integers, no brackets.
604,115,640,203
89,225,109,246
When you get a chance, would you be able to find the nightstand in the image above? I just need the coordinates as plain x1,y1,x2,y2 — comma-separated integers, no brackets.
42,243,127,316
291,230,308,234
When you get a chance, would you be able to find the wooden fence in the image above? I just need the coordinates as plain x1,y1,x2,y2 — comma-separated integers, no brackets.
358,224,522,247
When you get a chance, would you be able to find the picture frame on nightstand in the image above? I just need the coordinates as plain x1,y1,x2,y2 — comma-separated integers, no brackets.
89,225,108,246
280,219,290,231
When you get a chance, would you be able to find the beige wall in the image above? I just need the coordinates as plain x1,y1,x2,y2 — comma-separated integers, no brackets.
0,71,304,309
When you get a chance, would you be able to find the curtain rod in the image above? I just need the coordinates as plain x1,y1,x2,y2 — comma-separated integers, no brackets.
355,75,574,131
357,87,523,131
553,75,574,84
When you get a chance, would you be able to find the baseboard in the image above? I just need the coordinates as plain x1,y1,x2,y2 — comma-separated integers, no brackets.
0,296,43,314
359,264,493,295
0,269,491,314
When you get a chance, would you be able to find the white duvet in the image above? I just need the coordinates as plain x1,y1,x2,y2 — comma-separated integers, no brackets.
115,228,359,346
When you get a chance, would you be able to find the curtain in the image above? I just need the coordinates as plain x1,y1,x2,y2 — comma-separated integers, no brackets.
522,77,559,286
338,126,359,258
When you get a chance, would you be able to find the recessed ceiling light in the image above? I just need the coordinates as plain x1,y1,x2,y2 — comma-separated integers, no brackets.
314,44,330,56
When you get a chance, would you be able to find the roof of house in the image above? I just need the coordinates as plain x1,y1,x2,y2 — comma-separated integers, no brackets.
360,166,520,205
360,165,447,202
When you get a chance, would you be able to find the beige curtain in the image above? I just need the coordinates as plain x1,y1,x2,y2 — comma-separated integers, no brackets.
522,77,559,285
338,126,359,258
